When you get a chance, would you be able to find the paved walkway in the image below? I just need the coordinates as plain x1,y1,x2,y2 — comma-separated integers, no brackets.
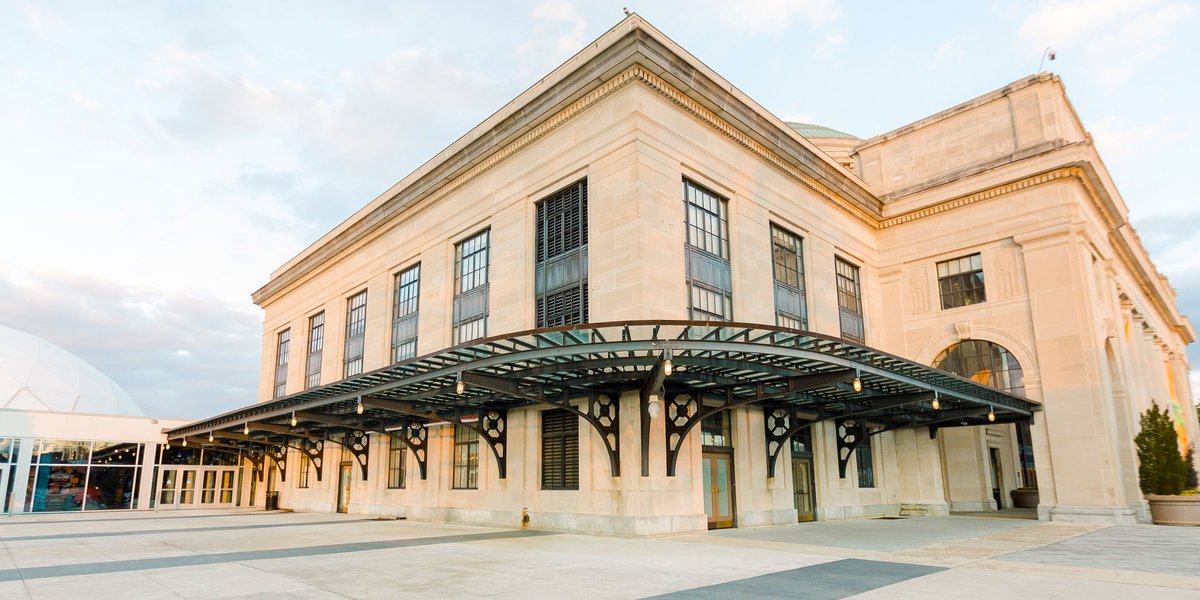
0,510,1197,599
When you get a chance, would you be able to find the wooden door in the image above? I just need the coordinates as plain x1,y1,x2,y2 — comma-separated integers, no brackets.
337,463,352,514
792,457,816,522
702,452,734,529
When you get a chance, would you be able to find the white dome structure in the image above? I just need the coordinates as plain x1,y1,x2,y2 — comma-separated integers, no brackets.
0,325,145,416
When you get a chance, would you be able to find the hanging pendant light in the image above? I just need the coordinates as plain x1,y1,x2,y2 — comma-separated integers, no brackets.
931,392,940,411
243,423,250,435
208,431,214,442
852,369,863,393
455,372,465,395
290,411,298,427
987,406,996,422
182,438,188,447
356,396,364,415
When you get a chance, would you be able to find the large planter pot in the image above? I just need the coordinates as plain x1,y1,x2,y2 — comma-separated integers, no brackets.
1146,494,1200,526
1011,488,1039,509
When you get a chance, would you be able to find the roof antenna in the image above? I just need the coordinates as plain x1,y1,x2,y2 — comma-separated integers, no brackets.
1038,47,1056,73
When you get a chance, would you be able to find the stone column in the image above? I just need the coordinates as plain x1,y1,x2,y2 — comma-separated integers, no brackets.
1015,226,1139,523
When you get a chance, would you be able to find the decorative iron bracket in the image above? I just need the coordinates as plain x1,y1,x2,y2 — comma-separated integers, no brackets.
394,422,429,480
835,418,868,479
296,438,325,482
582,392,621,477
663,391,701,477
245,446,266,482
442,407,508,480
265,442,288,483
763,405,816,478
340,430,370,480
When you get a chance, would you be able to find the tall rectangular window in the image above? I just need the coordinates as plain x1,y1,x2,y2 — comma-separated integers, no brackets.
541,409,579,490
391,264,421,362
835,258,864,343
298,455,311,488
305,312,324,389
387,434,406,489
535,180,588,327
273,329,290,399
771,225,807,329
856,443,875,488
453,230,490,344
452,424,479,489
683,179,732,321
937,253,986,309
344,290,367,377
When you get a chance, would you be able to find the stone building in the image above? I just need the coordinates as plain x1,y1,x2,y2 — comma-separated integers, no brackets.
165,15,1195,532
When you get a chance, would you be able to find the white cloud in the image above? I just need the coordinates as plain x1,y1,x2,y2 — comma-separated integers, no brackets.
68,90,98,111
1018,0,1196,87
932,38,965,69
719,0,842,34
516,0,588,77
1088,117,1166,162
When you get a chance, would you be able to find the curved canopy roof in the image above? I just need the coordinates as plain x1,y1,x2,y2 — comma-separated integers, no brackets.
169,320,1037,439
0,325,145,416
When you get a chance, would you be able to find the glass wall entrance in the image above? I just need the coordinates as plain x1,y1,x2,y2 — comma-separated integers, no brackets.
156,446,241,509
24,440,142,512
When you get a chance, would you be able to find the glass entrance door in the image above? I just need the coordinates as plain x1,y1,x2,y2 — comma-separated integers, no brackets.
158,469,178,507
989,447,1004,510
792,457,816,522
337,463,352,514
702,452,734,529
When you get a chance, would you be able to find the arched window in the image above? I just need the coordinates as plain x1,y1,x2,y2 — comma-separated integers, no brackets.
933,339,1036,486
932,340,1025,396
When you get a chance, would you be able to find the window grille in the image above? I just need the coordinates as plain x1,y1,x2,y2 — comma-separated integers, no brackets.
344,291,367,377
771,225,807,329
305,312,324,389
856,443,875,488
299,455,310,488
535,180,588,327
273,329,290,399
541,409,579,490
387,434,406,489
683,179,732,321
453,230,489,344
835,258,864,343
452,424,478,489
937,253,986,309
391,264,420,362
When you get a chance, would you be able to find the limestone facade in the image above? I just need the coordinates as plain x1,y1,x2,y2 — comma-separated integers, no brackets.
245,16,1195,532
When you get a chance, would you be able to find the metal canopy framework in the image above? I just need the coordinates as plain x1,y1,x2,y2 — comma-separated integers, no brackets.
166,320,1039,482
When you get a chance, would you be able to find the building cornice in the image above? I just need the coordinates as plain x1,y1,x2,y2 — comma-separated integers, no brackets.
252,17,879,306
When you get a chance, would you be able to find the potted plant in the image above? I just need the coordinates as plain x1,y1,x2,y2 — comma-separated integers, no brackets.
1135,404,1200,525
1010,486,1039,508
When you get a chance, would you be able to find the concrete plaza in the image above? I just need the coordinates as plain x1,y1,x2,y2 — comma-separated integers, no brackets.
0,510,1197,599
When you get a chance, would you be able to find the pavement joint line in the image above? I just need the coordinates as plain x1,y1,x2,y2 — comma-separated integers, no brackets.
0,529,558,583
0,518,379,542
235,555,356,600
0,509,270,526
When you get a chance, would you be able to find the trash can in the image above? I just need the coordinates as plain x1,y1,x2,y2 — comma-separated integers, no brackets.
265,491,279,511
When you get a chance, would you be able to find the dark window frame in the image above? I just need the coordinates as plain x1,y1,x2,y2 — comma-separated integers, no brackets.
937,253,986,310
387,434,406,489
391,264,421,363
535,179,588,328
541,409,579,490
770,224,808,329
343,290,368,377
298,454,310,488
451,424,479,490
683,179,733,321
835,257,864,343
856,442,875,488
305,312,324,389
453,230,490,344
273,329,290,399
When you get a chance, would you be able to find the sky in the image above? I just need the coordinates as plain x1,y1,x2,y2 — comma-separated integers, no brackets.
0,0,1196,418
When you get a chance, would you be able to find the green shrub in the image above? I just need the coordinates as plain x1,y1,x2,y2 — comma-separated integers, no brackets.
1186,445,1198,490
1134,404,1188,496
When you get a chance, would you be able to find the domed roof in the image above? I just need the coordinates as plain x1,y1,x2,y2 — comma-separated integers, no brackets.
785,122,860,140
0,325,144,416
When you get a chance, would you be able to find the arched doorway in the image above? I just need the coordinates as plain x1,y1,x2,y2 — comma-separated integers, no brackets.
932,340,1035,510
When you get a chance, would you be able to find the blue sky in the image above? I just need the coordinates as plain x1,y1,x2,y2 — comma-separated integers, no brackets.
1,0,1196,417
